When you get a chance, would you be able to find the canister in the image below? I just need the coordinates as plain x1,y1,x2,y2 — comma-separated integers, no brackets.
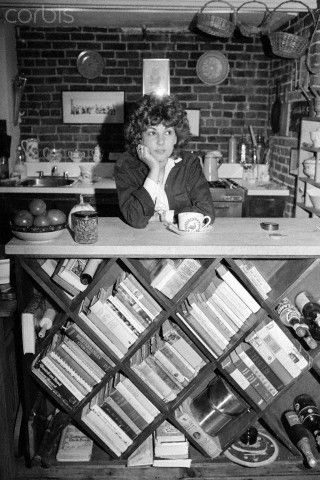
72,210,98,244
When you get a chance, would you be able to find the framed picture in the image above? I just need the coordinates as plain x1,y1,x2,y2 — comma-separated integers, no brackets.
62,91,124,124
143,59,170,96
186,109,200,137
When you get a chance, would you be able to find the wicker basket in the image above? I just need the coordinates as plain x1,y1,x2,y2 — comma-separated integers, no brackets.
236,1,270,38
265,0,316,59
197,0,236,38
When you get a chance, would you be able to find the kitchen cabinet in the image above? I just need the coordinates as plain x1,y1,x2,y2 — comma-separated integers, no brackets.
6,218,320,471
243,194,288,217
295,118,320,218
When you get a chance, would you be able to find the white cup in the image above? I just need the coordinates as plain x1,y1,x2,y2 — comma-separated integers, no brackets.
178,212,211,232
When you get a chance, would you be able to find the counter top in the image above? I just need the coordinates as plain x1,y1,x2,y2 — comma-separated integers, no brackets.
232,179,289,196
0,177,116,194
5,217,320,258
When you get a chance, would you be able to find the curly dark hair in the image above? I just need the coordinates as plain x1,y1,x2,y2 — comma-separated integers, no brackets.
125,94,191,156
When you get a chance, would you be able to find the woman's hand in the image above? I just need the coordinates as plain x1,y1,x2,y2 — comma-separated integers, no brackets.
137,144,159,171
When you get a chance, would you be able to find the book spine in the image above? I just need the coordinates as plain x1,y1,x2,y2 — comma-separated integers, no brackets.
103,396,141,435
115,378,156,423
221,355,266,408
41,356,84,401
81,410,122,456
49,351,92,393
108,294,146,333
55,344,98,388
62,338,104,382
153,349,189,387
65,324,114,370
100,400,138,440
242,342,284,392
246,331,293,385
133,358,177,401
33,363,79,409
126,274,161,316
189,296,229,348
104,299,140,338
91,404,133,448
174,407,222,458
109,387,149,431
205,293,238,335
185,306,226,356
213,280,250,322
210,292,243,330
199,299,234,340
160,342,195,380
235,260,271,299
149,354,184,391
119,277,157,320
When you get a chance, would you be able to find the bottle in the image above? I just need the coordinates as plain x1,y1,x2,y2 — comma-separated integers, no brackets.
238,135,247,164
284,410,317,468
37,307,56,338
295,292,320,340
276,297,311,338
10,145,27,181
256,134,265,164
228,135,237,164
80,259,103,285
294,394,320,448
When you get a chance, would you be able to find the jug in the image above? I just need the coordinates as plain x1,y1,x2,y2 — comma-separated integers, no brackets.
21,138,39,163
43,147,62,163
200,151,222,181
68,148,86,162
91,145,101,163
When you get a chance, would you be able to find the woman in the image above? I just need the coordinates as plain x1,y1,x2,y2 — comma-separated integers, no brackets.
114,94,214,229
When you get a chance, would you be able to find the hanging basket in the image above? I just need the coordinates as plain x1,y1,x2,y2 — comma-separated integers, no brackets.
265,0,316,59
236,1,270,38
197,0,236,38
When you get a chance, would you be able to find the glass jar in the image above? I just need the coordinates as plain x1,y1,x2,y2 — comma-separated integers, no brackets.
72,211,98,244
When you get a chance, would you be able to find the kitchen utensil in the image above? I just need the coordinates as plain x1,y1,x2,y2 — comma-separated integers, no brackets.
21,138,39,163
196,51,230,86
200,151,222,181
77,50,104,79
270,81,281,134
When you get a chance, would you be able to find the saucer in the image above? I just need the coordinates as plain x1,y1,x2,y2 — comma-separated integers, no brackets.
166,223,213,236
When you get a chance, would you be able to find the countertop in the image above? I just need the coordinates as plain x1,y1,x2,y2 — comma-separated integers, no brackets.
5,217,320,258
231,179,289,196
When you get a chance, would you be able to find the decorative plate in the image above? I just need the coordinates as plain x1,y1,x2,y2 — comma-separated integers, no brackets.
77,50,104,79
196,51,229,85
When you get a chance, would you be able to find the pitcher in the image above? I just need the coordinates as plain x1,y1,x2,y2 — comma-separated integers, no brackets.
21,138,39,162
200,151,222,181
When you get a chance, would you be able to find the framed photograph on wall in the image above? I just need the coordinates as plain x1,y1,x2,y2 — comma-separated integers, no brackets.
62,91,124,124
186,109,200,137
143,59,170,96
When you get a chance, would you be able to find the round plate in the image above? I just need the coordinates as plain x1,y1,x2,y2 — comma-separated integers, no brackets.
77,50,104,79
224,430,279,467
12,228,67,243
196,51,229,85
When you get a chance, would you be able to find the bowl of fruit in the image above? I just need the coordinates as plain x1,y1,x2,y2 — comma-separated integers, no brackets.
11,199,67,243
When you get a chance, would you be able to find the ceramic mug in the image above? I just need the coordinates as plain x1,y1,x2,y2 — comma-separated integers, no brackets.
80,164,94,184
178,212,211,232
21,138,39,163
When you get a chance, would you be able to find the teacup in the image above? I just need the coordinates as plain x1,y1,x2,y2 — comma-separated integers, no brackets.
178,212,211,232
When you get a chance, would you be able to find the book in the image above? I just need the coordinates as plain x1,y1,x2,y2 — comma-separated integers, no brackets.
154,439,189,458
57,259,88,292
211,276,250,323
242,341,284,392
60,337,104,383
161,319,206,372
257,321,307,378
246,330,293,386
155,420,186,443
127,435,153,467
221,355,266,408
39,258,58,277
47,352,92,396
153,347,189,388
99,398,138,440
146,353,183,394
235,345,278,401
102,395,141,436
114,289,152,326
51,260,82,296
78,300,124,358
41,356,85,401
174,404,222,458
151,258,201,299
234,259,271,300
64,322,115,371
158,340,196,382
54,344,98,390
208,290,243,331
90,402,133,449
114,374,159,423
152,458,192,467
56,424,93,462
118,272,161,320
216,264,260,313
203,286,238,335
108,385,149,431
196,292,234,340
107,292,146,333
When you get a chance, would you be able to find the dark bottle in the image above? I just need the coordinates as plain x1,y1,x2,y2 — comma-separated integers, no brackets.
294,394,320,448
284,410,317,468
276,297,310,338
295,292,320,341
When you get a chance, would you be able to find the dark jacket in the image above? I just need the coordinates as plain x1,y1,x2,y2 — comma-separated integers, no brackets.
114,151,215,229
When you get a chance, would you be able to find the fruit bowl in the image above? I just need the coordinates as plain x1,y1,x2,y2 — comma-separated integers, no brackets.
11,222,67,243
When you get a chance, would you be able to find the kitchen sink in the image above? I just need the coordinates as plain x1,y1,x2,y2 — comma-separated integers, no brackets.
19,176,76,187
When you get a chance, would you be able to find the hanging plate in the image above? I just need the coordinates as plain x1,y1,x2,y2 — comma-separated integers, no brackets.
77,50,104,79
196,51,229,85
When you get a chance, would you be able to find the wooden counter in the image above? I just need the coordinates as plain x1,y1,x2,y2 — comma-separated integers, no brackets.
5,217,320,258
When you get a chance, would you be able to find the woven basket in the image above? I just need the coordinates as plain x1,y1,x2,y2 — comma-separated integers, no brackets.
236,1,270,38
197,0,236,38
265,0,316,59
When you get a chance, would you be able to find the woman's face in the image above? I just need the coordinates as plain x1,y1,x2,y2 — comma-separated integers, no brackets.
141,123,177,165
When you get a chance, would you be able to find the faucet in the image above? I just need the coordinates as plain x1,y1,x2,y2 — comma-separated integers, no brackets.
51,165,58,176
63,171,69,180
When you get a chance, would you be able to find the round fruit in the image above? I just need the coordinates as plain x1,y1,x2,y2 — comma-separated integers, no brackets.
29,198,47,216
46,209,66,226
13,210,34,228
33,214,50,227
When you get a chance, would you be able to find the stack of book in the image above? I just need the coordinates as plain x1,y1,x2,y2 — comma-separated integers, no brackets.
78,274,161,358
153,420,191,467
32,330,108,410
177,263,261,358
150,258,201,299
56,424,93,462
130,320,206,402
222,319,309,409
81,373,160,457
234,259,272,300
